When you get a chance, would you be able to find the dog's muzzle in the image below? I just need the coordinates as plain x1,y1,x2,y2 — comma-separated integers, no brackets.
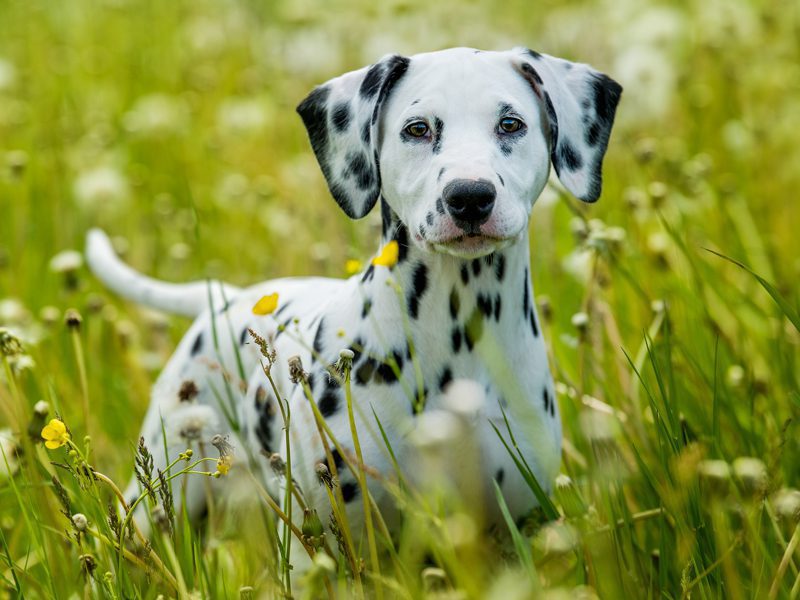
442,178,496,231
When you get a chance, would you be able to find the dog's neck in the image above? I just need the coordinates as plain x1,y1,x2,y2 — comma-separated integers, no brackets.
356,199,541,361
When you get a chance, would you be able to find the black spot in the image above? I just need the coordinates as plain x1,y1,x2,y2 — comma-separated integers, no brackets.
432,117,444,154
411,99,420,105
586,121,601,147
465,308,484,350
419,224,426,238
460,263,469,285
471,259,481,277
499,142,513,157
345,152,374,190
313,318,326,354
375,350,403,384
360,63,385,99
341,481,359,502
362,264,375,283
362,298,372,318
361,121,371,144
495,468,505,485
437,167,445,182
217,298,233,314
356,358,375,385
255,404,274,452
496,172,505,187
494,294,502,321
520,61,543,85
407,263,429,319
451,327,462,353
495,255,505,281
543,92,559,152
590,73,623,124
380,196,395,238
525,48,542,60
318,389,340,417
426,212,434,227
330,448,345,470
559,141,583,172
529,309,539,337
477,294,493,317
439,367,453,391
331,101,351,132
254,384,268,407
449,287,460,319
522,270,530,314
436,196,445,215
239,327,249,346
392,224,410,263
190,332,203,356
543,388,550,413
307,372,317,390
296,85,331,159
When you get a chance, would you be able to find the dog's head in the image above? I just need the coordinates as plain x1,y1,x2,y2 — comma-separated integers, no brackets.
297,47,622,259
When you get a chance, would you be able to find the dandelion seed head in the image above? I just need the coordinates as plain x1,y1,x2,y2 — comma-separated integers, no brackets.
73,166,130,212
165,405,219,443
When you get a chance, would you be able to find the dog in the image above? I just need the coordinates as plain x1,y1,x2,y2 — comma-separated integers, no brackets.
86,46,621,544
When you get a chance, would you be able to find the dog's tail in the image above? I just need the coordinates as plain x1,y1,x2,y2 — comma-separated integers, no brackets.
85,229,242,318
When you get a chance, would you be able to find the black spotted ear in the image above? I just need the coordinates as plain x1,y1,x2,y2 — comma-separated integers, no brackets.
511,48,622,203
297,55,411,219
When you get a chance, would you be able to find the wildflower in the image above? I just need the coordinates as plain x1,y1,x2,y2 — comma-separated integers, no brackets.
178,380,200,402
0,328,23,357
288,355,308,384
371,240,399,267
122,93,189,137
215,455,233,476
165,405,219,443
268,452,286,476
217,97,268,136
345,259,363,275
252,293,279,315
571,312,589,332
732,457,768,497
33,400,50,417
64,308,82,330
772,489,800,524
301,508,325,549
555,474,588,518
211,434,234,457
315,462,335,489
0,429,20,479
41,419,70,449
48,250,83,282
73,166,130,211
334,348,354,377
72,513,88,532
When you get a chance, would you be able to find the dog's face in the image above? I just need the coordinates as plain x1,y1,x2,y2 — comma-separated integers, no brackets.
297,47,621,259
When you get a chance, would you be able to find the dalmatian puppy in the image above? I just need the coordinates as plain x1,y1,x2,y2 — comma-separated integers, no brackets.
86,47,621,541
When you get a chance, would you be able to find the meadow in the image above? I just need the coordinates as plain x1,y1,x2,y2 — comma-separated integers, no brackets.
1,0,799,597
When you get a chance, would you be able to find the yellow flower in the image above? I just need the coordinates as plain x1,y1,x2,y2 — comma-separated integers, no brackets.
345,259,363,275
41,419,70,449
252,293,279,315
216,454,233,476
371,240,399,267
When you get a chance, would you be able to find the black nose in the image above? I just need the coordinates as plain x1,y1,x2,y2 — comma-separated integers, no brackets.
442,179,496,228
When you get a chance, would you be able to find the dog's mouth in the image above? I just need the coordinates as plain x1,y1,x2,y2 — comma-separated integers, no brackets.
429,233,517,259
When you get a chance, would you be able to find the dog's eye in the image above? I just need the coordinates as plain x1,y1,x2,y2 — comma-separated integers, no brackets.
404,121,429,138
498,117,524,134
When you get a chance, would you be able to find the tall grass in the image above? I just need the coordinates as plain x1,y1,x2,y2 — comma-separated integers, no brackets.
1,0,799,597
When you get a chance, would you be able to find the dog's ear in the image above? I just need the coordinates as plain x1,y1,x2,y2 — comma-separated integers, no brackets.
297,55,411,219
511,48,622,203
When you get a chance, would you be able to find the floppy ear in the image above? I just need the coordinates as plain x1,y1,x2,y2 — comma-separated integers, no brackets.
297,55,411,219
511,48,622,203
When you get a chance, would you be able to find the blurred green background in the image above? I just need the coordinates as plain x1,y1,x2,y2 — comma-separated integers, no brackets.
1,0,799,597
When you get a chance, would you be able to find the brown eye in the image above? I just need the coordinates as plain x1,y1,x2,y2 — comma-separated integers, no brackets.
499,117,523,133
404,121,429,138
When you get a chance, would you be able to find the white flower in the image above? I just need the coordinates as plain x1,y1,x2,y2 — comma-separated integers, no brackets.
122,94,189,137
0,58,16,91
165,404,219,444
49,250,83,273
0,429,20,480
613,45,675,122
73,166,130,211
216,98,269,136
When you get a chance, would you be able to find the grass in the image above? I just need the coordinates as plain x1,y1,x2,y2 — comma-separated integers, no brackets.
1,0,799,597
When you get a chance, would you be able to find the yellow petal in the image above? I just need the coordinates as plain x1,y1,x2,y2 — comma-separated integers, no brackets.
45,440,63,449
252,293,279,315
371,241,399,267
345,259,363,275
41,419,65,441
